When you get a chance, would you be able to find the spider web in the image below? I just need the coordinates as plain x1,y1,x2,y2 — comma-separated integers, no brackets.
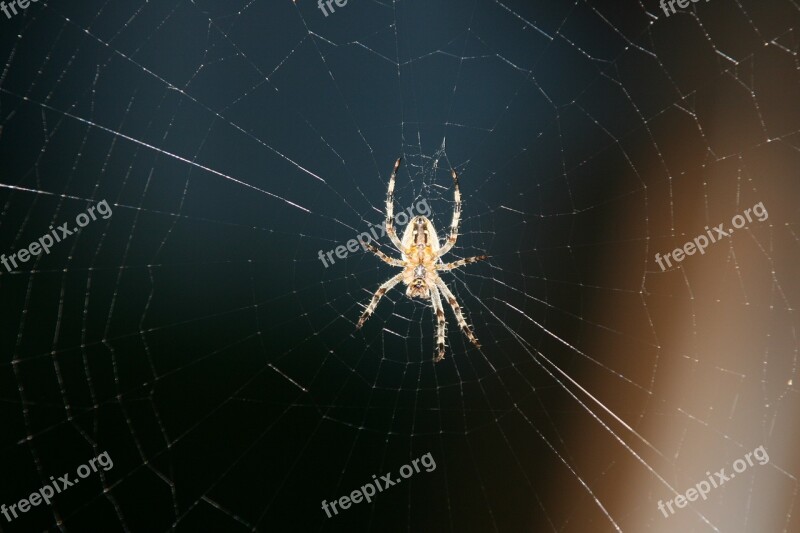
0,0,799,531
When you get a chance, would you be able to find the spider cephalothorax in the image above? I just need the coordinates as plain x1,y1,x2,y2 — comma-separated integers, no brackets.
356,158,487,362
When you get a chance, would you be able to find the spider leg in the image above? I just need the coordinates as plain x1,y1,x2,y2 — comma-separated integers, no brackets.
438,255,488,271
356,272,404,329
361,241,405,267
435,278,480,348
384,158,405,251
429,284,447,362
435,168,462,257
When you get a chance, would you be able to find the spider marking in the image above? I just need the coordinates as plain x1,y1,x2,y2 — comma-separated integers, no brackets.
356,158,487,362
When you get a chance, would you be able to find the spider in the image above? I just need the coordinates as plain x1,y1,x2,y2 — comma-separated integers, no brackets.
356,158,487,362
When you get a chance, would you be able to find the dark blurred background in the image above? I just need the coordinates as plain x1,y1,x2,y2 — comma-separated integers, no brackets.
0,0,798,531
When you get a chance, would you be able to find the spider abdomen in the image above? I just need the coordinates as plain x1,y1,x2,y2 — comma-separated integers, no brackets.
403,249,437,299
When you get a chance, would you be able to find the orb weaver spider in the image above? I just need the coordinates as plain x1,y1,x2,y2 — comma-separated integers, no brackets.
356,158,487,362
